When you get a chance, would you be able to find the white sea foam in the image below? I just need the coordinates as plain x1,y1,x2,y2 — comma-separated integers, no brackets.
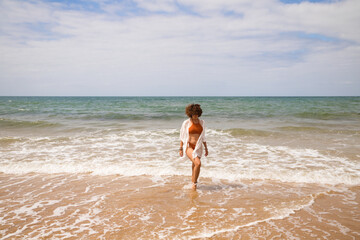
1,129,359,185
189,194,317,239
53,206,67,216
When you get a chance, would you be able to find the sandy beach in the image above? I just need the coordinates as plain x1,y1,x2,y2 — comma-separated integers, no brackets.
1,173,359,239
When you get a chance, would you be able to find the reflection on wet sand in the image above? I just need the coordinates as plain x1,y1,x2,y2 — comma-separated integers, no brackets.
1,173,359,239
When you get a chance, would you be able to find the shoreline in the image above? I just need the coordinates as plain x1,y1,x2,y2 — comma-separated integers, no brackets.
1,173,359,239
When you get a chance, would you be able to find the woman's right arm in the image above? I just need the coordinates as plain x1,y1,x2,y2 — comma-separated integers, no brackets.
179,141,184,157
179,120,188,157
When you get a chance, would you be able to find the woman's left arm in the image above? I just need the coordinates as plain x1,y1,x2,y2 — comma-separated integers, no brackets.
203,142,208,156
201,119,208,156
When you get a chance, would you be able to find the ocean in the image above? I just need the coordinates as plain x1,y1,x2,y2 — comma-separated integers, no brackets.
0,96,359,239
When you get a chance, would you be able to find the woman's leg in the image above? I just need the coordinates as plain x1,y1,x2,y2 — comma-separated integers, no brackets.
192,157,201,185
186,148,201,187
192,162,195,178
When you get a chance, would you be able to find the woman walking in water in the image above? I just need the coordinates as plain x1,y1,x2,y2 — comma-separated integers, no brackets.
179,104,208,190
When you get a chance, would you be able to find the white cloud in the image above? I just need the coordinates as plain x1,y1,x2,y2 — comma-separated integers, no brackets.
134,0,178,12
0,0,359,96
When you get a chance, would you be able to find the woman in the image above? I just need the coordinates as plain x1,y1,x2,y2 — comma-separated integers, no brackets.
179,104,208,190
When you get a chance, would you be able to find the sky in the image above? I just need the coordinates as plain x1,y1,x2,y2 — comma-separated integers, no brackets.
0,0,359,96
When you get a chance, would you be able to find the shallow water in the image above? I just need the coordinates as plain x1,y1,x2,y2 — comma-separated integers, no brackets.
1,174,359,239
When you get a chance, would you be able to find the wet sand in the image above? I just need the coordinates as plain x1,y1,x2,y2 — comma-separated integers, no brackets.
1,173,359,239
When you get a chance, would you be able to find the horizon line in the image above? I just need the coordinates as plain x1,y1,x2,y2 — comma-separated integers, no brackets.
1,95,359,98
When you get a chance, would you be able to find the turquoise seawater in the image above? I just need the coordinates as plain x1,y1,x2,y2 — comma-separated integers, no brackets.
1,96,359,125
0,96,359,184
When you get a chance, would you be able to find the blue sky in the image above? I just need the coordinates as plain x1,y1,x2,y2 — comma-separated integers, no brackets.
0,0,359,96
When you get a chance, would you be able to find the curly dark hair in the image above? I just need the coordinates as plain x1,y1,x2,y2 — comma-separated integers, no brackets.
185,104,203,118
